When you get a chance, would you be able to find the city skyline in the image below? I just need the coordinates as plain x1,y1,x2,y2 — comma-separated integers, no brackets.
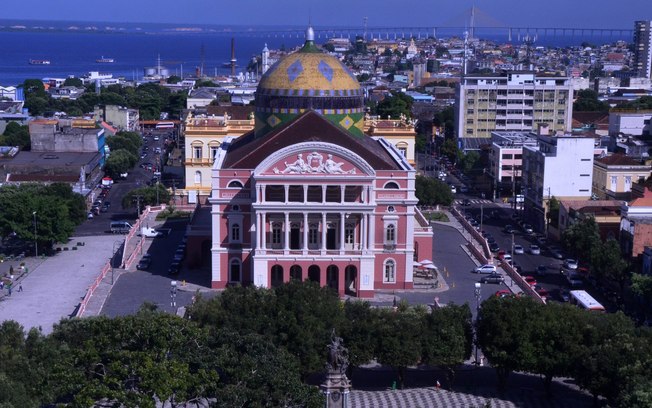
2,0,650,29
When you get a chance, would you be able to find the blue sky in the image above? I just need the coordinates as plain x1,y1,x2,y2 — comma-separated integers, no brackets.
2,0,650,28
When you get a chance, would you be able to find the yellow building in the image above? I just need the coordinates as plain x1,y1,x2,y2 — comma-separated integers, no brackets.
182,107,255,202
592,154,651,200
363,114,416,166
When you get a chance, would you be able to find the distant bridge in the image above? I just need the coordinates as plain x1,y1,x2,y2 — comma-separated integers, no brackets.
214,26,633,43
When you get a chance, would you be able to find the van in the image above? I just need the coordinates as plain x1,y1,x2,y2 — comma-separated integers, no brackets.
110,221,132,234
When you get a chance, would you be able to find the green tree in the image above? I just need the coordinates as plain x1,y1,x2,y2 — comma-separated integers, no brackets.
476,296,540,391
421,304,473,388
376,92,414,119
561,216,600,261
573,89,609,112
440,138,459,162
547,196,560,228
458,150,480,173
167,75,181,84
415,175,453,206
433,105,455,139
1,121,31,150
341,300,378,371
591,238,629,294
99,91,127,106
104,149,137,178
121,184,170,210
375,309,424,388
22,79,47,98
24,96,49,116
63,77,83,87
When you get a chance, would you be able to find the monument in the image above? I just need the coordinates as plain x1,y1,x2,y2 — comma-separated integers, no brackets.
321,329,351,407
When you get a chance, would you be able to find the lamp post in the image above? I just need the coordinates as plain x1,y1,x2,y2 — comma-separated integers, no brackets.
170,280,178,307
474,282,482,366
32,212,37,257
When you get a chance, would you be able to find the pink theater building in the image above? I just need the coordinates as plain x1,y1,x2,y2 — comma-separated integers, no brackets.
207,28,433,297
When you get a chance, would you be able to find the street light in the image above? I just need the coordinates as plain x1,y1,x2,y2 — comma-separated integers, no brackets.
474,282,482,366
170,280,178,307
32,212,37,257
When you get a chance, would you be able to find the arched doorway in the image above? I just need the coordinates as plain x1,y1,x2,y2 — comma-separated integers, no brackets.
326,265,339,292
290,265,302,281
271,265,283,288
308,265,320,283
345,265,357,296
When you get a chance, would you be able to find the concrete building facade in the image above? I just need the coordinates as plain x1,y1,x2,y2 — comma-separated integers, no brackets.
455,72,573,150
592,154,651,201
634,21,652,80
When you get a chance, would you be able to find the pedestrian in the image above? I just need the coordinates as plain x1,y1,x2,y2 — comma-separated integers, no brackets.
18,283,23,292
7,284,12,296
435,380,441,390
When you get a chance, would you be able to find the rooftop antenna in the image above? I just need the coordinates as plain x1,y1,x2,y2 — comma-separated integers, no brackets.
463,30,469,76
363,16,368,41
200,43,205,78
469,4,476,40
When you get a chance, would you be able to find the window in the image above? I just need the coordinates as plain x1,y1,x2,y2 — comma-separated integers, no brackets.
229,259,241,282
193,146,202,159
386,224,396,243
231,223,240,242
384,260,396,283
228,180,243,188
398,146,407,157
345,224,355,244
194,171,202,185
502,154,513,159
384,182,399,189
271,222,282,245
387,206,396,213
210,146,219,160
309,223,319,245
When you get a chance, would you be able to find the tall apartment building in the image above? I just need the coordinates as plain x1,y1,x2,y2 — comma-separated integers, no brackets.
634,21,652,80
455,72,573,150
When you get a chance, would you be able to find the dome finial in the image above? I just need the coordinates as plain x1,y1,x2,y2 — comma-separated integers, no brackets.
306,25,314,42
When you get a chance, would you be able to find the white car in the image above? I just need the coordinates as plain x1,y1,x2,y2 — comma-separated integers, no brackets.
513,244,524,254
564,259,578,270
529,245,541,255
473,264,497,274
450,185,457,194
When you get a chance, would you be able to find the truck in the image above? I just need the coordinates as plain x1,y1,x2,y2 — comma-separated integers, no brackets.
140,227,162,238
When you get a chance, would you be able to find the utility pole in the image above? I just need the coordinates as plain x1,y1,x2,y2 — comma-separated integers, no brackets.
32,211,37,257
133,195,143,215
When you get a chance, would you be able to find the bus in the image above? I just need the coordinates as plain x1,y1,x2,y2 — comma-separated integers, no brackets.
155,121,175,130
569,290,605,312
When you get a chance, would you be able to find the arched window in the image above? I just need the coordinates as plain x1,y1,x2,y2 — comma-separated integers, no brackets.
231,223,240,242
387,205,396,213
384,181,399,189
386,224,396,243
194,171,202,185
228,180,244,188
384,259,396,283
290,265,302,281
229,258,241,283
271,222,282,245
271,265,283,288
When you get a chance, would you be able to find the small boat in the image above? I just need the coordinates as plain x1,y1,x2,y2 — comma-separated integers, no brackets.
96,56,115,63
29,59,51,65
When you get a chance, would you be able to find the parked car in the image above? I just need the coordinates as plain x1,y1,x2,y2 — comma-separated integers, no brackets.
511,262,523,274
450,185,457,194
462,198,471,206
535,265,548,276
168,262,180,275
513,244,524,254
503,224,516,234
137,257,151,270
529,245,541,255
495,289,513,298
489,242,500,252
481,273,505,284
563,259,578,270
502,254,512,263
459,185,469,193
534,285,549,300
523,275,537,287
473,264,497,274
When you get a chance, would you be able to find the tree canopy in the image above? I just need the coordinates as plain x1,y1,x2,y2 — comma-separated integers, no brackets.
415,175,454,206
573,89,609,112
0,122,31,150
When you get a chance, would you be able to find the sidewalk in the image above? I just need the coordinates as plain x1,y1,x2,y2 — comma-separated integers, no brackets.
0,236,120,334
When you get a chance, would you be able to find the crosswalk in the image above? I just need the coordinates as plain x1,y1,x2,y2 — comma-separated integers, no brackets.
454,199,493,205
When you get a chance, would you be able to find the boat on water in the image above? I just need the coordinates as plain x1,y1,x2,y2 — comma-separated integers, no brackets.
96,56,115,63
29,59,51,65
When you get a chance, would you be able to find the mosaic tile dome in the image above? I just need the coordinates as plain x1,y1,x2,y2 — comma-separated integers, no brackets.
254,26,365,138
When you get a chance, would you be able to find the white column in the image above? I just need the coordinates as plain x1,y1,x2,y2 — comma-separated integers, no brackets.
360,214,366,251
303,185,308,203
256,213,261,250
303,212,309,251
284,185,289,204
321,212,327,251
322,185,326,203
340,186,345,203
284,212,290,250
261,212,267,250
261,185,266,203
339,212,345,251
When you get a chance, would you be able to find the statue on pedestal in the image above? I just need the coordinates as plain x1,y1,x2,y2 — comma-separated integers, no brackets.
322,329,351,407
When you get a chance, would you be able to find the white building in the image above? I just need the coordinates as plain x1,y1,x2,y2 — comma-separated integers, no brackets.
634,21,652,80
609,110,652,138
521,125,596,232
489,131,539,200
